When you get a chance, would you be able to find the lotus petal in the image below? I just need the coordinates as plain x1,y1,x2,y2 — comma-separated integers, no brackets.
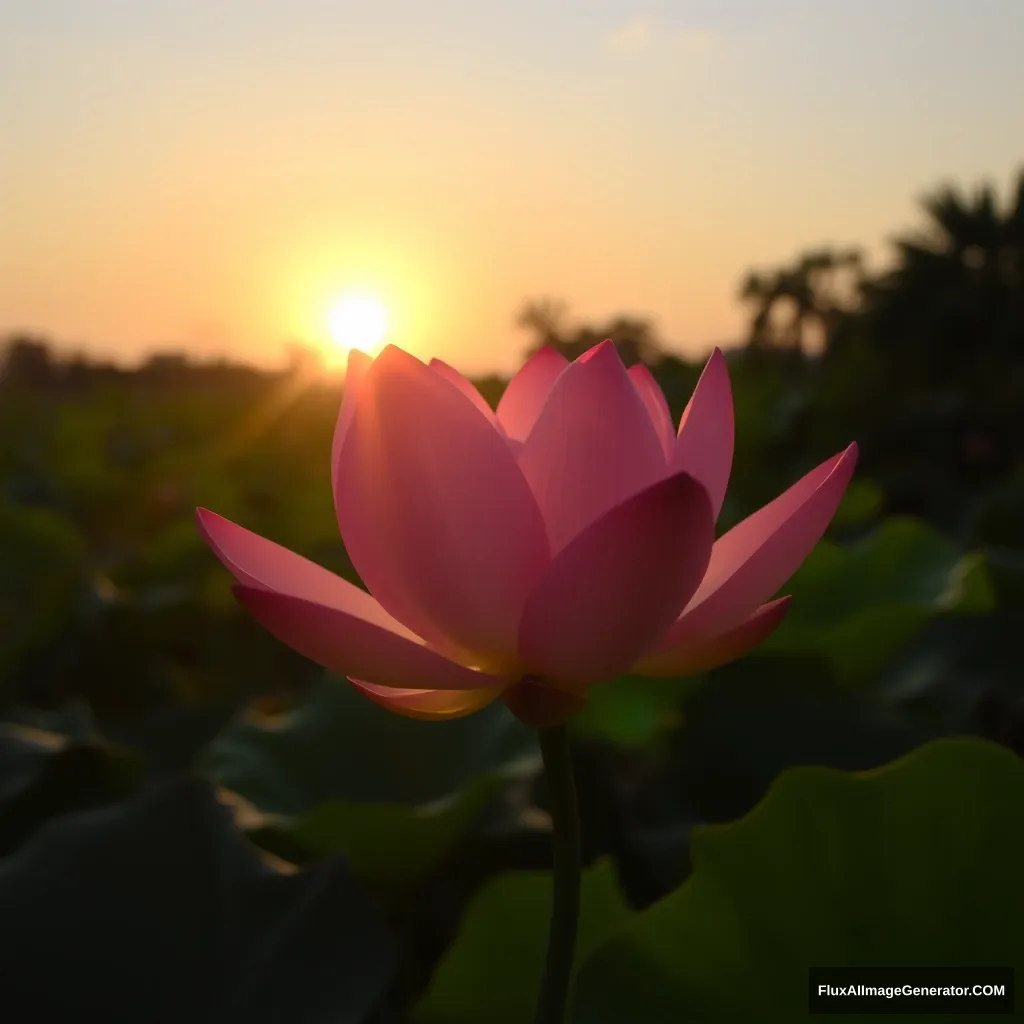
234,586,511,691
628,362,675,455
516,341,666,553
518,470,714,687
495,346,568,441
429,358,497,424
331,348,373,499
336,345,550,668
673,348,734,520
196,509,507,690
655,444,858,650
347,679,505,720
636,596,791,676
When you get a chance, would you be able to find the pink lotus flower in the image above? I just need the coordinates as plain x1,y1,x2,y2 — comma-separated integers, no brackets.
197,342,856,727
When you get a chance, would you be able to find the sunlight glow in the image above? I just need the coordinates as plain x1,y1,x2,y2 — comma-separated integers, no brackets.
327,294,390,356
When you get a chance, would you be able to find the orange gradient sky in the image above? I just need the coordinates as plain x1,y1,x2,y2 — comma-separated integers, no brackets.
2,0,1023,374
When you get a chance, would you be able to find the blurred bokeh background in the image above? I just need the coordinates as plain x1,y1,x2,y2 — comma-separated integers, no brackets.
1,2,1022,1020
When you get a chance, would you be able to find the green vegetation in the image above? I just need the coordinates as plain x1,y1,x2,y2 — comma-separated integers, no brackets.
0,168,1021,1021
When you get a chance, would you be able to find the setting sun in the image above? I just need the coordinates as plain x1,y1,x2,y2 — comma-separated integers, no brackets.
327,294,390,356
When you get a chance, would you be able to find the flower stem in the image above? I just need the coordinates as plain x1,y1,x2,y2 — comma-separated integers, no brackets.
534,724,582,1024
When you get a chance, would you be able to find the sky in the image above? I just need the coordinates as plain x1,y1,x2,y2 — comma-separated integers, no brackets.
1,0,1022,375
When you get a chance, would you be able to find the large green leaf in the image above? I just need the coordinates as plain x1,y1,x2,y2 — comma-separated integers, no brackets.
203,677,537,890
203,676,536,814
0,714,140,856
413,861,634,1024
250,773,504,891
0,779,397,1023
666,655,953,825
572,738,1024,1022
760,516,996,683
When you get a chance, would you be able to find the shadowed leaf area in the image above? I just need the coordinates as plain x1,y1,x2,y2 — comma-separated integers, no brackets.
0,779,397,1023
0,162,1022,1021
571,738,1024,1023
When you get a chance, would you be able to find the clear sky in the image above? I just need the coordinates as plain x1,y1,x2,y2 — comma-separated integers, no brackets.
2,0,1022,374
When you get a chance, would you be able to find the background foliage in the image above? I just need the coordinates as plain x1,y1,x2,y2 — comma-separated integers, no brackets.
1,168,1022,1021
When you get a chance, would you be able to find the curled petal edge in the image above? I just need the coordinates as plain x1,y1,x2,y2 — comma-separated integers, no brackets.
348,679,506,720
634,596,792,677
232,585,512,692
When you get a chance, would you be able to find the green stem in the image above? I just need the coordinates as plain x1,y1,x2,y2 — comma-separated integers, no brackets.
534,724,582,1024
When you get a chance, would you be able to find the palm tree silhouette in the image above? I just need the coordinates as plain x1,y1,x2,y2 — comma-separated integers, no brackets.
739,248,863,355
515,299,662,367
864,168,1024,391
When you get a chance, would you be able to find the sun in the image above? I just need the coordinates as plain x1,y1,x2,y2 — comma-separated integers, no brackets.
326,294,390,356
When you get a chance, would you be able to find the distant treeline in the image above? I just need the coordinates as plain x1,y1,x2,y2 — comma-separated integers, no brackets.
511,168,1024,541
0,341,281,396
2,167,1022,543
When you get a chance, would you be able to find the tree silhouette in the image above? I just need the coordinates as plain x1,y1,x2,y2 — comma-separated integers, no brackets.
863,168,1024,393
0,334,57,389
739,248,863,355
514,297,568,351
515,299,662,367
